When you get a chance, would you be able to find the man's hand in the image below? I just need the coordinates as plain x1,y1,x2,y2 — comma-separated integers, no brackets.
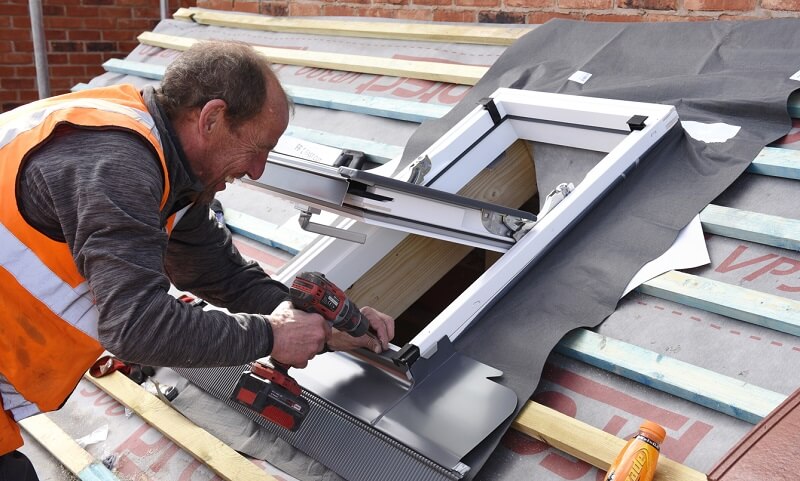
327,306,395,354
268,301,331,368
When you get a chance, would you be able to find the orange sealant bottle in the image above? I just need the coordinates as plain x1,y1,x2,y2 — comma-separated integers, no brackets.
604,420,667,481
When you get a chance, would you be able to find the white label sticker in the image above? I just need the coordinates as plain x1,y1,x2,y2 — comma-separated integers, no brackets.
568,71,592,85
791,70,800,82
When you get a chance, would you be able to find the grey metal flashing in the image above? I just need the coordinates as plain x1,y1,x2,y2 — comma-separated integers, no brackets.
174,365,463,481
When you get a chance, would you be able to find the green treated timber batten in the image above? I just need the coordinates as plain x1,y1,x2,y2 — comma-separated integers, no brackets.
102,59,451,123
284,85,450,123
700,204,800,252
222,208,301,256
638,270,800,337
103,58,164,80
746,146,800,180
556,329,785,424
77,464,122,481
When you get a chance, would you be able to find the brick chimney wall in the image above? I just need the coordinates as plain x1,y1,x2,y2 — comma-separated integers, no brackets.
2,0,799,112
0,0,190,112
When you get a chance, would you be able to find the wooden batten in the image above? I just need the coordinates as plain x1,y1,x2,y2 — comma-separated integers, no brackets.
84,372,277,481
516,402,708,481
173,8,532,46
137,32,487,85
19,414,122,481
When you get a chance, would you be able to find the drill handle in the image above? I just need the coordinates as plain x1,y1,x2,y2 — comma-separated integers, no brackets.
290,271,368,334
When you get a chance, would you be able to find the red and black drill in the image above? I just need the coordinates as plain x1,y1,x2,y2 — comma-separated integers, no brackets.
231,271,374,431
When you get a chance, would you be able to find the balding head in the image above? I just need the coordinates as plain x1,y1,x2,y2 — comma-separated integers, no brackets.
156,40,289,130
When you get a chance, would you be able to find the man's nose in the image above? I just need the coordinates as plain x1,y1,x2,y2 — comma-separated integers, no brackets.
247,157,267,180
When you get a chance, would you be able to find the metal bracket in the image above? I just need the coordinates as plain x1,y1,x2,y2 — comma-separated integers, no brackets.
539,182,574,217
406,154,432,184
481,182,574,241
480,210,532,238
297,205,366,244
511,182,574,241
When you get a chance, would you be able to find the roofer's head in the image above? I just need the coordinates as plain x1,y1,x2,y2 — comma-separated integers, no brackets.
157,40,287,128
157,40,291,203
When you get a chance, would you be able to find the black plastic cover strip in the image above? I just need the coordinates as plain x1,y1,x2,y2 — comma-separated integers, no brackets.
340,167,536,221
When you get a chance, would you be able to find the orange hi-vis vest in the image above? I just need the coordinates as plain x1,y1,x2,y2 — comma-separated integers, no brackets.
0,85,178,454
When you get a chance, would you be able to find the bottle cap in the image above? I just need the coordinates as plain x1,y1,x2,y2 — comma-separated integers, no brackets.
639,420,666,444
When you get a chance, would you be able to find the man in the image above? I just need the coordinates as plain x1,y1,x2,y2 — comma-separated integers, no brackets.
0,40,394,478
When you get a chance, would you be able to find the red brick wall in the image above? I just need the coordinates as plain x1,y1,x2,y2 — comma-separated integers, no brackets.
196,0,800,23
0,0,190,112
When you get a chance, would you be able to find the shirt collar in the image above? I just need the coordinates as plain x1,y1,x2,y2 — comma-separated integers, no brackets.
142,86,205,197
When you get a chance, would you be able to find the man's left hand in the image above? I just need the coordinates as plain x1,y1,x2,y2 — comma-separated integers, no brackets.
327,306,395,354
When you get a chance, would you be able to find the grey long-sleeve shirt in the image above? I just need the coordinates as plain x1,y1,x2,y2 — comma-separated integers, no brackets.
17,87,289,367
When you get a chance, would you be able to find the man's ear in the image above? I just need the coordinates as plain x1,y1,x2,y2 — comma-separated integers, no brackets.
197,99,227,137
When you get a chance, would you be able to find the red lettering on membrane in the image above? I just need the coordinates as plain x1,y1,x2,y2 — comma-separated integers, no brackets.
436,84,470,104
354,75,405,94
661,421,713,463
115,423,170,457
393,79,441,99
742,257,800,282
113,453,148,479
542,364,688,430
295,66,317,77
93,393,117,407
104,401,127,417
714,244,800,291
716,245,778,275
150,444,181,473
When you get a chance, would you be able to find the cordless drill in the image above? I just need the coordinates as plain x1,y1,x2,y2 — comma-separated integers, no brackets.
231,271,373,431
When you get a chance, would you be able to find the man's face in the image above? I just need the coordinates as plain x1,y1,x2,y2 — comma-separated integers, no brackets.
194,82,289,197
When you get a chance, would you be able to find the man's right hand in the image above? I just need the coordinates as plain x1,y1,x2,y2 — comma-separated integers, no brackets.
267,300,331,368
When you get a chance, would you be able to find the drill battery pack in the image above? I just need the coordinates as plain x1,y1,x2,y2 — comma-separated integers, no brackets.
231,360,310,432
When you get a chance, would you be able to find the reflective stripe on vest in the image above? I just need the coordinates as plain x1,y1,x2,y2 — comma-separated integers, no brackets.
0,86,172,287
0,223,97,340
0,374,40,423
0,85,175,419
